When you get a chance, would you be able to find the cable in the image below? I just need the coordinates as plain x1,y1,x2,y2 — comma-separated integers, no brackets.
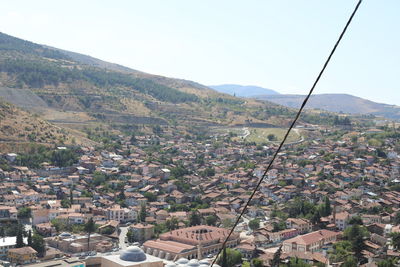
210,1,363,266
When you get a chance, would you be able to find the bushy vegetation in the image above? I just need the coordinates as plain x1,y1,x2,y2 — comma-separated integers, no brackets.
0,58,198,103
16,145,79,168
0,32,70,60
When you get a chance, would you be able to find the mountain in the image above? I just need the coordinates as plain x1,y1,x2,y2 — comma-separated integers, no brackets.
209,84,279,97
255,94,400,120
0,32,306,141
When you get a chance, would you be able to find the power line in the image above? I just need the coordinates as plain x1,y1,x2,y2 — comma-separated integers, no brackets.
210,0,363,266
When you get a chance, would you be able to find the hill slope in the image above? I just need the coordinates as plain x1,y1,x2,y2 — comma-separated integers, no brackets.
256,94,400,120
210,84,279,97
0,101,93,148
0,32,302,136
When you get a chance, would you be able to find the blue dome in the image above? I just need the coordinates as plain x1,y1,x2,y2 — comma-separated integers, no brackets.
120,246,146,262
176,258,189,264
187,259,200,267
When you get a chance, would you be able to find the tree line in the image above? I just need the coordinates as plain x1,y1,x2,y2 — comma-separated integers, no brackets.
0,59,199,103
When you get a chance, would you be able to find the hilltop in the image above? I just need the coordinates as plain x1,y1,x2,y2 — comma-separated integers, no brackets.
255,94,400,120
210,84,279,97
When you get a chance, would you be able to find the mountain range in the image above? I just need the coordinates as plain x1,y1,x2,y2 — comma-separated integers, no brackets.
254,94,400,120
209,84,279,97
210,83,400,120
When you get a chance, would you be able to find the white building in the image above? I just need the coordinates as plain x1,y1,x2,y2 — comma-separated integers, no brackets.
0,237,28,258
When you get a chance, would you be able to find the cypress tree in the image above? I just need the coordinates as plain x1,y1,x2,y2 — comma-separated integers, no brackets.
221,247,228,267
27,230,32,246
272,245,282,267
324,196,331,216
16,225,24,248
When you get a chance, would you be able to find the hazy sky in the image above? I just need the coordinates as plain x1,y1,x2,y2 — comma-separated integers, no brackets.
1,1,399,105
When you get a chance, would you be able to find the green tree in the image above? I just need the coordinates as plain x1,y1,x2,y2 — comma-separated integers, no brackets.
166,217,179,231
31,233,45,256
390,232,400,250
341,256,357,267
139,204,147,222
267,134,277,141
143,192,156,202
271,246,282,267
322,196,331,217
330,241,352,263
344,224,368,261
377,258,397,267
17,207,32,219
251,258,263,267
70,187,74,205
272,221,286,232
84,217,96,251
126,229,135,243
249,219,260,231
217,248,242,267
16,224,25,248
118,190,126,201
189,211,201,226
348,216,363,225
61,198,71,208
394,212,400,225
205,215,217,226
27,230,32,247
311,209,321,225
222,247,228,267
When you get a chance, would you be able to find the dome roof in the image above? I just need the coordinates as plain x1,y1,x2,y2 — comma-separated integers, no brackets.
165,264,177,267
187,259,200,267
198,260,210,265
59,232,71,237
120,246,146,262
176,258,189,264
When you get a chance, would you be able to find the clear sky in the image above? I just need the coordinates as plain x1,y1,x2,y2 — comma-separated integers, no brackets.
0,0,399,105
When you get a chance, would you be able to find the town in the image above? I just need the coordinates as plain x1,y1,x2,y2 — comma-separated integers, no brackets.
0,121,398,267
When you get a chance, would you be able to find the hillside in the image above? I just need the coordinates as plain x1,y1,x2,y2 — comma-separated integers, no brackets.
0,101,94,151
0,31,358,148
0,32,304,133
210,84,279,97
255,94,400,120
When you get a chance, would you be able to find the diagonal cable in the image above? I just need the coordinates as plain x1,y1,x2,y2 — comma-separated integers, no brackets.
211,1,363,266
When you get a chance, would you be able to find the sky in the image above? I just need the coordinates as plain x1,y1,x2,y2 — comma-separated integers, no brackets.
0,0,399,105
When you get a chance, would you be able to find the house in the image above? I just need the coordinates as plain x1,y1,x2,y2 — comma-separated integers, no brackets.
129,223,155,242
286,218,312,234
105,205,136,223
0,206,18,221
35,222,56,237
7,246,37,265
0,236,28,258
46,233,114,253
330,211,351,230
282,230,340,253
106,205,124,220
5,153,17,162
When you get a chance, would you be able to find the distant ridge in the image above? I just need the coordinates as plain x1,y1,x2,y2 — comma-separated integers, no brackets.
209,84,279,97
255,93,400,120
